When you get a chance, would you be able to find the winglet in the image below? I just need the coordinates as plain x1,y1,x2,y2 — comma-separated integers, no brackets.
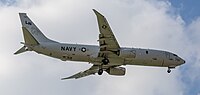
61,76,75,80
61,72,83,80
93,9,104,17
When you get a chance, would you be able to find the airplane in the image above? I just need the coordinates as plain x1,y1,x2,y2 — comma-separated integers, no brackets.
14,9,185,79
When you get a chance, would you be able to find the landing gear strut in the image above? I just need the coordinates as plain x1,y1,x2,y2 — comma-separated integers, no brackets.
167,67,174,73
167,68,171,73
98,58,109,75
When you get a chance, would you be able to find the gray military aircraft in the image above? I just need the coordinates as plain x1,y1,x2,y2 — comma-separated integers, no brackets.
14,9,185,79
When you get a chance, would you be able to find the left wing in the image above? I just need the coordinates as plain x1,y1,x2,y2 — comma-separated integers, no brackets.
61,65,125,79
61,65,99,80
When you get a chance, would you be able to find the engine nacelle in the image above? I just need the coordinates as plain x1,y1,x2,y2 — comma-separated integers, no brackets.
106,67,126,76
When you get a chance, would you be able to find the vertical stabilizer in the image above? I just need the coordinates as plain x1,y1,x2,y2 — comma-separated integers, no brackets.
19,13,53,44
15,13,56,55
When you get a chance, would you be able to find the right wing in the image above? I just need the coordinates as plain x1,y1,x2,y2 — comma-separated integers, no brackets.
93,9,120,58
61,65,99,80
62,10,123,80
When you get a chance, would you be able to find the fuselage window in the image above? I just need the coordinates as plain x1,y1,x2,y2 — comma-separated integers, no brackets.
146,51,148,54
152,58,157,60
175,58,180,61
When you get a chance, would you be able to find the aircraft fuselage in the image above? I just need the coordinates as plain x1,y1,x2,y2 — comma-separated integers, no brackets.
31,42,184,68
15,10,185,79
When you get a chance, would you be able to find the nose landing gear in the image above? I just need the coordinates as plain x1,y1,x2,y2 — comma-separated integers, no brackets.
167,68,171,73
167,67,175,73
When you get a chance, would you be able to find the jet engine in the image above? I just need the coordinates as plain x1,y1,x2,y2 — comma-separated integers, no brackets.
106,67,126,76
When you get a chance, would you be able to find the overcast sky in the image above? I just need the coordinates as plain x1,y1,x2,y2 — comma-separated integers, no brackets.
0,0,200,95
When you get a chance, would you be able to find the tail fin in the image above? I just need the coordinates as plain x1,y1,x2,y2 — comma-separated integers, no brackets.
19,13,53,44
14,13,54,55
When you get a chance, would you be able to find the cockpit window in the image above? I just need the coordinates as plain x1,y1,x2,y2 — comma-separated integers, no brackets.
173,54,178,57
146,51,148,54
175,58,180,61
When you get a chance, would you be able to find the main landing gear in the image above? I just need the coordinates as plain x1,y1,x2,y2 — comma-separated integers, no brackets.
98,69,103,75
98,58,110,75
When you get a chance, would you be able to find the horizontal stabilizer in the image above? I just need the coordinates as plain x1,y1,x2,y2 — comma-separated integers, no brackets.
14,46,27,55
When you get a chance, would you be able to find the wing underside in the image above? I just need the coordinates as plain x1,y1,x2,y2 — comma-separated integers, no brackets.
62,9,123,80
61,65,123,80
93,9,120,58
61,65,99,79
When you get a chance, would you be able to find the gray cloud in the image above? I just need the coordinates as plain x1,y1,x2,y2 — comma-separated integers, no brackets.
0,0,16,6
0,0,200,95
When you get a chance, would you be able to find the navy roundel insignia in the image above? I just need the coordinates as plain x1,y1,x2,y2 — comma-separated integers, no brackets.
102,25,107,29
81,47,86,52
25,21,32,25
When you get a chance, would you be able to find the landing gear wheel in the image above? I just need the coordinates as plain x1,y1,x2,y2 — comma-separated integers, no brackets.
102,58,109,65
98,69,103,75
167,69,171,73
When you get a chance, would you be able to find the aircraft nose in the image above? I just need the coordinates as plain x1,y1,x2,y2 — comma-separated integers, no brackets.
180,58,185,65
183,59,185,64
176,57,185,65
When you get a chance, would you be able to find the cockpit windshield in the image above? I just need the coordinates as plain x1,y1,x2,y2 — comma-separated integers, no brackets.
173,54,178,57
